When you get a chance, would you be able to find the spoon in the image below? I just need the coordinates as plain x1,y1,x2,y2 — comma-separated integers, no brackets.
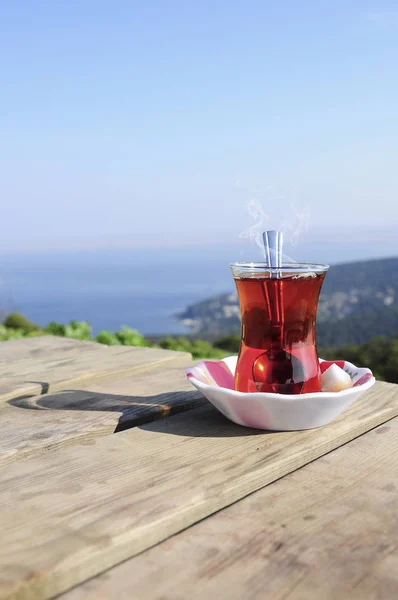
252,231,304,394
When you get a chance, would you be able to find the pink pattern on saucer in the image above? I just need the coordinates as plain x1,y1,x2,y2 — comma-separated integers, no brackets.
186,356,375,431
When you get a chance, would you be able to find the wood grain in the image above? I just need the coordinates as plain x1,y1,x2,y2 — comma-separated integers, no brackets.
0,381,397,600
0,336,98,363
0,358,203,467
0,337,191,403
65,418,398,600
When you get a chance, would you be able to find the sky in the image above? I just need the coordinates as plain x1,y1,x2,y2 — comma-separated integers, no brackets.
1,0,398,254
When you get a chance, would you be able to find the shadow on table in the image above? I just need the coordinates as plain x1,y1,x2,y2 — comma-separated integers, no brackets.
7,386,265,437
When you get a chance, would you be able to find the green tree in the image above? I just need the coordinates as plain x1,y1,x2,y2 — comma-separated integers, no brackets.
214,335,240,353
4,313,37,333
95,330,121,345
116,326,148,346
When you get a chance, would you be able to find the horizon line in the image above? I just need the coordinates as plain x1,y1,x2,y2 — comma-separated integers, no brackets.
0,226,397,256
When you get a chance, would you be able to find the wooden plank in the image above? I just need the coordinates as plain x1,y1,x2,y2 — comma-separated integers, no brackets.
0,336,98,363
0,337,191,403
0,358,203,467
0,381,397,600
64,418,398,600
0,337,99,402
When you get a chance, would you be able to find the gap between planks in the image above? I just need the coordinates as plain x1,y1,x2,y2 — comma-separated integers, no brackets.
63,418,398,600
0,381,397,599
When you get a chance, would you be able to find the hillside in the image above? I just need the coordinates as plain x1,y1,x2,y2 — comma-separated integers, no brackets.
176,257,398,346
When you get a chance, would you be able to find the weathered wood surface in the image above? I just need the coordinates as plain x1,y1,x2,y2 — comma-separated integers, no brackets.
0,336,191,403
0,357,203,467
0,381,397,600
65,418,398,600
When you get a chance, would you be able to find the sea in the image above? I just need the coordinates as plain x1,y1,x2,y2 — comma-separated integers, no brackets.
1,233,397,336
0,246,233,336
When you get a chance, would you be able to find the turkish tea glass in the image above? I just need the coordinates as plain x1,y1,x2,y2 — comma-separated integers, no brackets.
231,262,329,394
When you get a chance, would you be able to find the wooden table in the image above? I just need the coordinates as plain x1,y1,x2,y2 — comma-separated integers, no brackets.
1,337,397,600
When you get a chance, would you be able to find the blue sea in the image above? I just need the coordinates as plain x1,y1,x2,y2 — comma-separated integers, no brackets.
1,233,397,336
0,247,233,335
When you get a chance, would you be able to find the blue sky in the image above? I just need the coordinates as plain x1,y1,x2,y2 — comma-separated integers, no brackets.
1,1,398,252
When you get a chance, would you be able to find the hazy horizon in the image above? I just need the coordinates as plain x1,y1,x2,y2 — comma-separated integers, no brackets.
1,226,398,266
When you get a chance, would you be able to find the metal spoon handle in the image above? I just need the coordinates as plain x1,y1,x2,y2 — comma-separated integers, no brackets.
262,231,283,324
263,230,283,270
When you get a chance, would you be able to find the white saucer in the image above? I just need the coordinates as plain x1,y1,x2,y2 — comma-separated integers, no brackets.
187,356,375,431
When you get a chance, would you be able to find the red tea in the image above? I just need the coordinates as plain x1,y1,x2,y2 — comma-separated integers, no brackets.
233,272,326,394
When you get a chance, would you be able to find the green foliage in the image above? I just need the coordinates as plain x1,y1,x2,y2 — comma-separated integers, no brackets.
26,330,48,338
3,312,37,333
319,335,398,383
0,315,227,359
45,321,67,336
190,339,226,359
95,330,121,345
159,336,226,359
64,321,92,340
44,321,92,339
116,326,148,346
214,335,240,353
0,324,25,341
160,336,192,353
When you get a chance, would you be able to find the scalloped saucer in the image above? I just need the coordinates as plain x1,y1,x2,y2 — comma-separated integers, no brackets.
187,356,375,431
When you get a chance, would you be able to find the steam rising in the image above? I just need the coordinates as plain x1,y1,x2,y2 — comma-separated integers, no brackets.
237,182,311,261
238,199,270,251
281,201,311,247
